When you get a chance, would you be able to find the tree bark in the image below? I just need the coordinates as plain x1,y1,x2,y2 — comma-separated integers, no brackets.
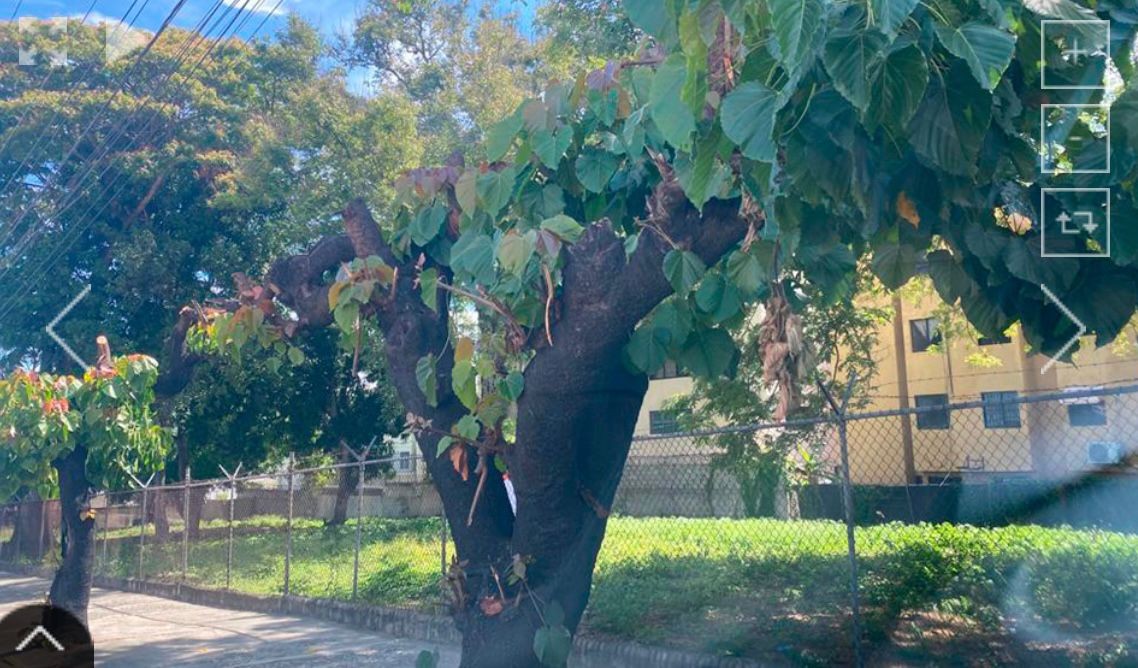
329,441,357,526
48,446,96,627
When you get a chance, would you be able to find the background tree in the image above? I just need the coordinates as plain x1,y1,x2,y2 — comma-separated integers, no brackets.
671,271,890,517
0,344,170,623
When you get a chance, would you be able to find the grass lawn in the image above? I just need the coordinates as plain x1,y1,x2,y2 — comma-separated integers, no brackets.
78,516,1138,664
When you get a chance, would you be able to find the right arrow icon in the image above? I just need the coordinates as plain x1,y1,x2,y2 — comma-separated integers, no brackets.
1040,283,1087,375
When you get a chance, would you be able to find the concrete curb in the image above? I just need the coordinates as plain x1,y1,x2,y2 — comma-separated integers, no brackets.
2,563,762,667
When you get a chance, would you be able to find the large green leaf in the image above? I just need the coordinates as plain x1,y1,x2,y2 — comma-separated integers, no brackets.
624,0,678,46
935,22,1015,91
485,107,524,161
678,327,737,378
649,55,697,149
871,243,918,289
663,250,707,294
625,325,667,375
497,231,535,276
873,0,919,38
575,149,621,193
477,167,517,217
410,203,448,247
531,126,573,169
720,81,782,162
415,354,438,408
865,44,929,132
907,64,991,176
725,248,768,298
540,215,586,243
823,26,889,112
450,231,496,285
769,0,825,76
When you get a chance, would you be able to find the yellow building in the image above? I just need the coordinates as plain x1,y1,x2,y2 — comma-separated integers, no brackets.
633,290,1138,485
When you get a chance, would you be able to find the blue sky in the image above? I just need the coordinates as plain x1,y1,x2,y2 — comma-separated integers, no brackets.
13,0,540,94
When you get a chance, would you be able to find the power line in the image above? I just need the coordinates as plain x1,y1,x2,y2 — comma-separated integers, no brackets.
0,0,192,257
0,0,235,270
0,0,283,326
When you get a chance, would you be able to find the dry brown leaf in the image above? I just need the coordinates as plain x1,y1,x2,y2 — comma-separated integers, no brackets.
897,192,920,227
454,336,475,362
448,444,469,481
1007,211,1032,235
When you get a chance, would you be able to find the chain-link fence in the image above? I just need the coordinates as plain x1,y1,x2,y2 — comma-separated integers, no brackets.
4,384,1138,664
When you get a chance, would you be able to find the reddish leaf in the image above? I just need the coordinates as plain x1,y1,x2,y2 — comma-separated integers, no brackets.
449,444,469,481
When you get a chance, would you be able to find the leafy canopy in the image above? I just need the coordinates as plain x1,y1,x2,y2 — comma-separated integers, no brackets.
0,355,171,499
209,0,1138,467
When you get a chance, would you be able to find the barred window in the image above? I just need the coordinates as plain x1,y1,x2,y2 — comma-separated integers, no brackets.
910,318,942,352
914,394,950,430
1069,402,1107,427
649,410,681,435
981,391,1021,429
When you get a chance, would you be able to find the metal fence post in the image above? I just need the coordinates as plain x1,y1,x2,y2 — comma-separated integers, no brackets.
38,499,47,563
101,496,109,574
819,377,864,668
219,464,242,591
182,467,191,583
13,500,22,562
348,438,375,601
284,453,294,597
138,487,148,580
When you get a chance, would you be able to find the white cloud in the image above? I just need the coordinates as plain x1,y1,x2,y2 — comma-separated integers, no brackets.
222,0,291,16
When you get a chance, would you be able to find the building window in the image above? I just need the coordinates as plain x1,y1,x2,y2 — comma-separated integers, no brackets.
914,394,950,430
910,318,942,352
978,333,1012,346
650,359,687,380
1068,402,1107,427
649,409,681,435
981,391,1021,429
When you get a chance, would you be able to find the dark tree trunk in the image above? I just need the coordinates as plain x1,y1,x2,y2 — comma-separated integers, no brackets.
185,487,206,540
48,446,96,627
6,490,49,561
329,442,358,526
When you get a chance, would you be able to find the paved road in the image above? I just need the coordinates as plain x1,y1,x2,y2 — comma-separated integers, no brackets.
0,572,460,667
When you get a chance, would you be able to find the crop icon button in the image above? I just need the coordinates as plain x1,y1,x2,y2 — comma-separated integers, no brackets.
1041,188,1110,259
1041,20,1110,90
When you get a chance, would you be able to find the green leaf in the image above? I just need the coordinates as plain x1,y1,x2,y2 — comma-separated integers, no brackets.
624,0,678,46
625,326,667,374
416,650,439,668
450,231,497,285
456,414,480,441
287,346,305,366
823,26,889,112
769,0,825,77
663,250,706,294
649,55,696,149
486,106,524,161
720,81,782,162
574,149,621,193
415,354,438,408
499,371,525,401
334,301,359,334
436,436,454,458
907,64,991,176
725,249,768,297
873,0,919,38
419,267,439,311
533,624,573,668
477,167,517,218
456,169,478,214
927,249,970,304
871,243,918,289
540,215,586,243
411,203,448,247
531,126,573,169
678,327,736,378
865,44,929,132
497,231,535,276
935,23,1015,91
452,359,478,410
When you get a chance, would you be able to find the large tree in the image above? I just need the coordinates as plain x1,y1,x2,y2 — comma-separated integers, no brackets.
131,1,1138,665
0,344,169,623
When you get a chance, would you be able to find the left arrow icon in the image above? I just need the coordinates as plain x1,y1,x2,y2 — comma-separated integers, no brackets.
16,625,65,652
45,285,92,369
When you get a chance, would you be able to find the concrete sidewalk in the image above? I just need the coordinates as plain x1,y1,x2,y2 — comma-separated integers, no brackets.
0,572,460,667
